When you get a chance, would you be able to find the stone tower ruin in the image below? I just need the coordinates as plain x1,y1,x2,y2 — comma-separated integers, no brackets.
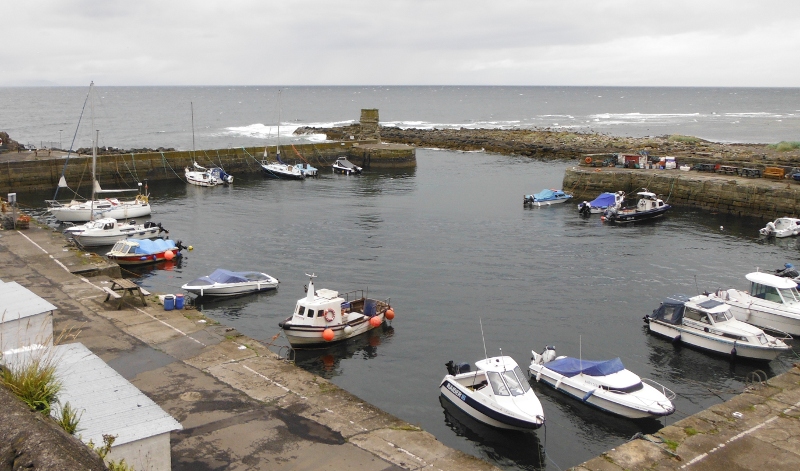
359,109,380,142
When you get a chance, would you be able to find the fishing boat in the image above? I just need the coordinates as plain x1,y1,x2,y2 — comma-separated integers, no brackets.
528,346,675,419
523,189,573,207
440,355,545,431
645,293,791,360
46,82,151,223
181,269,279,297
712,271,800,336
278,274,394,346
602,189,670,223
64,217,168,247
759,217,800,238
332,157,363,175
577,191,624,216
106,238,185,265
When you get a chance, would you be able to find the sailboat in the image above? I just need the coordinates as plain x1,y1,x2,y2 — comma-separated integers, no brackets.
46,82,151,223
260,90,307,180
185,102,233,187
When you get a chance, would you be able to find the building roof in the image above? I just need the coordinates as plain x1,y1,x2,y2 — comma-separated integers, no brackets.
0,281,57,322
2,343,182,446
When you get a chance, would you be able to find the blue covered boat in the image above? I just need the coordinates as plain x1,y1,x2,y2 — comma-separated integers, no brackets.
106,238,185,265
181,269,279,297
529,346,675,419
578,191,624,215
523,189,573,207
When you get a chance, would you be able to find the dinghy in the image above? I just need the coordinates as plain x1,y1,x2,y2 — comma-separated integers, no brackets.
529,346,675,419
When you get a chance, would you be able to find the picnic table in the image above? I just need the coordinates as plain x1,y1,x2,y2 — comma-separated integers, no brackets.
103,278,151,310
717,165,739,175
695,163,716,172
740,168,762,178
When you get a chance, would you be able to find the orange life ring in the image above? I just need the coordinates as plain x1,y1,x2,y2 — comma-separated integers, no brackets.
584,157,592,164
324,309,335,322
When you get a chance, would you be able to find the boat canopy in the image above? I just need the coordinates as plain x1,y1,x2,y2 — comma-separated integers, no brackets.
588,192,617,208
545,357,625,377
532,189,568,201
129,238,176,255
191,269,256,286
650,294,690,325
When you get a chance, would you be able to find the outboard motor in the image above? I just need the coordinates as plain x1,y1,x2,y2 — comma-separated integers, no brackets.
531,345,557,365
445,360,470,376
579,202,591,216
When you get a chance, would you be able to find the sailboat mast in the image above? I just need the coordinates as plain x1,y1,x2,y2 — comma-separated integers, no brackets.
191,101,196,163
90,82,97,220
276,89,281,161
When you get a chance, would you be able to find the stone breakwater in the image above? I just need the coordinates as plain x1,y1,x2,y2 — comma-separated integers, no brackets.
296,126,800,167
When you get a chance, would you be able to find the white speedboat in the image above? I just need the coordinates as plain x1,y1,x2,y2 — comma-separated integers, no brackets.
759,217,800,238
523,189,573,207
577,191,624,216
332,157,363,175
181,269,278,297
712,271,800,336
185,162,233,186
440,356,545,431
646,293,791,360
529,346,675,419
64,217,168,247
278,274,394,346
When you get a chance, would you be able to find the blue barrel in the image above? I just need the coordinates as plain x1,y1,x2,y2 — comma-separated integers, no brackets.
164,295,175,311
175,294,185,310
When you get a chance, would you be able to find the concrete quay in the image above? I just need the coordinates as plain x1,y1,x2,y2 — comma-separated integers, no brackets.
0,222,495,471
575,363,800,471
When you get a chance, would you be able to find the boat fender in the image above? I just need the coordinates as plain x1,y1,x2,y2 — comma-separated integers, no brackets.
672,334,681,344
554,378,562,390
324,309,335,322
731,341,737,357
582,389,596,402
535,370,542,382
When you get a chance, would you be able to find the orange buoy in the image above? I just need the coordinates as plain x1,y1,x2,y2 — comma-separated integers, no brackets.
164,250,175,261
369,316,382,327
385,308,395,320
322,328,335,341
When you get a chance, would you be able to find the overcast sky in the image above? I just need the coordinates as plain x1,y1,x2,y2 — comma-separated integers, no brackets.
4,1,799,87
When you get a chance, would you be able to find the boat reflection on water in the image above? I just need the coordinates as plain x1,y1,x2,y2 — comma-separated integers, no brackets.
121,256,184,279
438,395,545,471
192,289,279,319
291,324,395,379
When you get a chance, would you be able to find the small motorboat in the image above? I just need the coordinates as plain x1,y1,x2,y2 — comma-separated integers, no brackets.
577,191,624,216
181,269,279,297
528,346,675,419
185,162,233,187
64,218,169,248
440,356,545,431
645,293,791,360
523,189,573,207
332,157,363,175
278,274,394,346
106,238,185,265
295,162,318,177
759,217,800,238
711,271,800,336
602,189,670,223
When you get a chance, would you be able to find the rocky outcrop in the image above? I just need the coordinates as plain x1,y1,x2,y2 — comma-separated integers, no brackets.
0,386,108,470
0,132,22,151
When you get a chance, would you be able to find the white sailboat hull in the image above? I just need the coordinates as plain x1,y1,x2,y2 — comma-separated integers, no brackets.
49,202,151,223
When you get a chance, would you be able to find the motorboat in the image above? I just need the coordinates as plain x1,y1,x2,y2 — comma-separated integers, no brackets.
46,83,151,223
106,238,185,265
332,157,363,175
181,269,279,297
712,271,800,336
577,191,624,216
602,189,670,223
64,217,168,248
523,189,573,207
645,293,791,360
261,160,306,179
440,356,545,431
529,346,675,419
759,217,800,238
278,274,394,346
185,162,233,186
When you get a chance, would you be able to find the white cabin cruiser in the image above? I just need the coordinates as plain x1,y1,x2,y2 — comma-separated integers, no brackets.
646,294,791,361
440,356,545,431
332,157,363,175
529,346,675,419
64,217,168,247
278,274,393,346
759,217,800,238
185,162,233,187
182,269,279,297
712,271,800,336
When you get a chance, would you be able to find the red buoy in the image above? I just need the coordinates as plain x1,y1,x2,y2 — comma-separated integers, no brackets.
322,328,335,341
384,308,395,320
369,316,382,327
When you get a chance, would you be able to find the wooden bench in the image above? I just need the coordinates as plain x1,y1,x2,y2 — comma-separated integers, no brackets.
764,167,785,179
139,288,151,296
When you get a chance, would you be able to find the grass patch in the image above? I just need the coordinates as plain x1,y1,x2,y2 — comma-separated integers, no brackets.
0,355,61,416
391,424,422,432
669,134,701,144
684,426,698,437
768,141,800,152
54,401,83,434
89,435,134,471
662,438,680,452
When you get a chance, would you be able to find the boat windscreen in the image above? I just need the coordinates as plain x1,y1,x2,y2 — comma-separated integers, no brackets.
487,371,510,396
778,287,800,304
546,357,625,378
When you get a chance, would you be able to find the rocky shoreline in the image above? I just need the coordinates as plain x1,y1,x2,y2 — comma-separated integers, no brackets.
296,125,800,167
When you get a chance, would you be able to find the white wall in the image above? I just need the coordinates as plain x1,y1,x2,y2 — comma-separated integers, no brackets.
0,312,53,352
108,432,173,471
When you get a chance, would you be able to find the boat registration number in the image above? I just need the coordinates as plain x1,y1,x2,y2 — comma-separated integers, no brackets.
445,382,467,401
